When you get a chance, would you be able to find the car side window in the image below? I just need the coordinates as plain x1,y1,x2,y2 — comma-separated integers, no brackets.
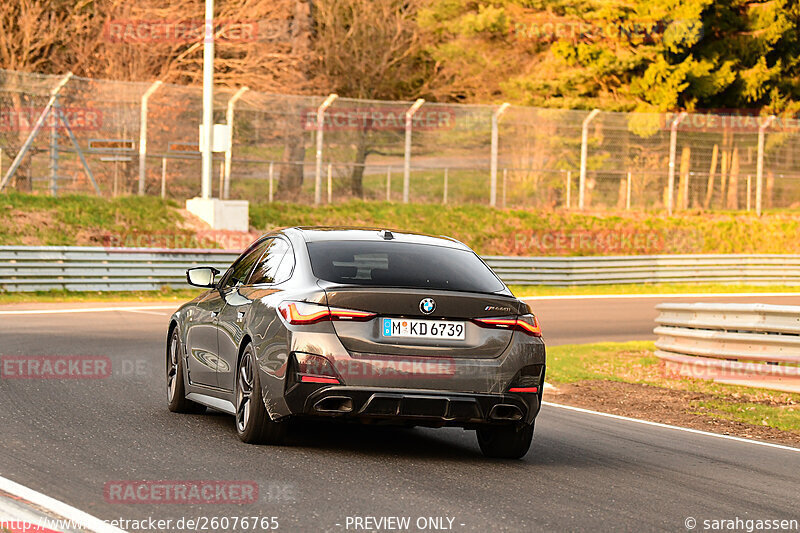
272,246,295,284
222,238,272,289
249,238,291,285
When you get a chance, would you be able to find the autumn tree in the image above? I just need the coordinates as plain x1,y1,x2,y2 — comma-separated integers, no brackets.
311,0,437,197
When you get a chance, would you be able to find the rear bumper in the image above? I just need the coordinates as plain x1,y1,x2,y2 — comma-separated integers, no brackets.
284,384,540,427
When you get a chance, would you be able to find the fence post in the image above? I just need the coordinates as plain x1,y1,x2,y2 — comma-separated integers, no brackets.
667,112,687,216
443,168,448,205
386,166,391,202
0,72,73,192
566,170,571,209
403,99,425,203
490,103,511,207
268,161,274,203
626,171,632,210
502,168,508,208
327,163,332,204
756,115,776,217
161,157,167,199
138,80,163,196
746,174,752,212
223,87,249,200
315,93,338,205
579,109,600,210
49,96,59,197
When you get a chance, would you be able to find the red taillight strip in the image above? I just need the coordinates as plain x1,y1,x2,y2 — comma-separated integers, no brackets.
474,316,542,337
300,375,340,384
280,303,330,324
329,308,375,320
517,316,542,336
508,386,539,393
279,302,375,325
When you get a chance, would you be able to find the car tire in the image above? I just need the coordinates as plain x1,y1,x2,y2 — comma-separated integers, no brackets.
235,343,289,445
476,423,534,459
167,328,206,414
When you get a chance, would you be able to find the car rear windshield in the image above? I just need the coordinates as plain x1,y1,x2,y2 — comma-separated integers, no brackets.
306,240,505,293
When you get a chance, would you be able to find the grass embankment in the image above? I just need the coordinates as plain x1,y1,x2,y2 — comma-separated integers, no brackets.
548,341,800,439
5,192,800,256
250,201,800,256
0,192,193,246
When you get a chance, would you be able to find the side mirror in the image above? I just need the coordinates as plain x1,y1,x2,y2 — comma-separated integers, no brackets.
186,266,219,288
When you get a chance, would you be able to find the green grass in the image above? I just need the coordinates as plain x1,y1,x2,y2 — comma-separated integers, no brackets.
548,341,800,432
547,341,660,384
693,400,800,433
5,192,800,257
0,192,194,246
509,283,800,297
250,200,800,256
0,287,203,305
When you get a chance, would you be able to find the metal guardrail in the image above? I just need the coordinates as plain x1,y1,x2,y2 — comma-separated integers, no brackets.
3,248,800,291
483,254,800,285
654,303,800,393
0,246,238,292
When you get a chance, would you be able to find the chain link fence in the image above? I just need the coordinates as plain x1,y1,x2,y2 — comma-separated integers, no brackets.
2,68,800,211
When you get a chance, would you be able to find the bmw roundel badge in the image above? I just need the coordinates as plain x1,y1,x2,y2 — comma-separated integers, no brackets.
419,298,436,315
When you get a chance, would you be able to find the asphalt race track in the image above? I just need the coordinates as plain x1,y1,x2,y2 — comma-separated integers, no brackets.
0,295,798,532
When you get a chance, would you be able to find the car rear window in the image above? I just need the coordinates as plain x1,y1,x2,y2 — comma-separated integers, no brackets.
306,240,505,293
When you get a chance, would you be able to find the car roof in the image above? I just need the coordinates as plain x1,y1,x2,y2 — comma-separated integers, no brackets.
282,226,470,250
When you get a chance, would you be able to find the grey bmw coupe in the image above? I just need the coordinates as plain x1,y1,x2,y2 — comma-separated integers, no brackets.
167,227,546,458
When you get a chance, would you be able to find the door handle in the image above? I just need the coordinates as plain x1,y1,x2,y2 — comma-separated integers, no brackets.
211,311,219,318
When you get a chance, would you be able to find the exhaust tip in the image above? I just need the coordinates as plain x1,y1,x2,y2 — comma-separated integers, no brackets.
314,396,354,414
488,404,523,422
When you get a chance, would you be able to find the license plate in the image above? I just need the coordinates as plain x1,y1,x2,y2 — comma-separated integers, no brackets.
381,318,465,340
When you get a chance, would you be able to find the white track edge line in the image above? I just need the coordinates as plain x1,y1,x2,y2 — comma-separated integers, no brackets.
543,401,800,453
0,305,177,315
0,474,126,533
524,292,800,300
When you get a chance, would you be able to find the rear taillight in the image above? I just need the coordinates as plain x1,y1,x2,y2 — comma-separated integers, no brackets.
473,314,542,337
278,301,375,325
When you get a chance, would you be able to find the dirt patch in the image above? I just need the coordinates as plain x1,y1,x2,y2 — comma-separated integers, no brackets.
11,210,59,245
548,380,800,447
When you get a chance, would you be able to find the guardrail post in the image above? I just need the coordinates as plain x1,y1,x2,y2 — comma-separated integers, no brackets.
667,112,687,216
403,99,425,204
756,115,776,217
490,103,510,207
223,86,249,200
315,94,338,205
138,80,163,196
579,109,600,210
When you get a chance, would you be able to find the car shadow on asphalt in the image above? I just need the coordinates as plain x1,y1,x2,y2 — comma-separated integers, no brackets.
198,411,482,460
187,410,600,466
